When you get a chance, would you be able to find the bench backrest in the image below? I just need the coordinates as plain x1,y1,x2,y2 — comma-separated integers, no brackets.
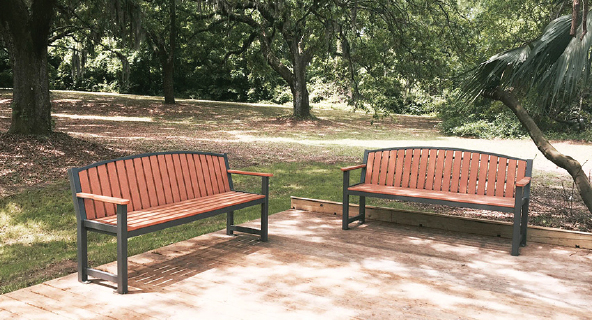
361,147,532,198
69,151,232,220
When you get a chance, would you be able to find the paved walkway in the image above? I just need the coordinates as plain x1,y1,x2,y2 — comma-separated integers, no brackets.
1,209,591,319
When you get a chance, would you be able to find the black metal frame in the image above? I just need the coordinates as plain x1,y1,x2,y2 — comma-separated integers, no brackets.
68,151,270,294
342,146,533,256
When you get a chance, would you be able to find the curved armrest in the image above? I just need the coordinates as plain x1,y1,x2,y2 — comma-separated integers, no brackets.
228,170,273,177
341,164,366,172
76,193,130,205
516,177,531,187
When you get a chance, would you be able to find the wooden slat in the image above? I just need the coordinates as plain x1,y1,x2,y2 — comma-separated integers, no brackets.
371,152,382,185
164,154,181,202
218,156,230,192
115,160,133,209
378,151,390,186
505,159,518,198
477,154,489,196
364,152,375,184
401,150,413,188
385,150,398,187
200,154,214,196
449,150,463,193
97,164,116,216
124,159,142,211
194,154,208,197
78,170,96,220
211,155,226,193
393,150,405,187
459,151,472,194
133,158,151,210
433,149,446,191
424,149,438,191
206,155,221,194
87,167,106,218
106,162,122,199
157,155,174,204
187,154,203,197
141,157,159,207
441,150,454,192
467,152,481,195
416,149,430,190
495,158,508,197
172,154,188,201
179,154,195,199
517,160,527,181
409,149,421,189
150,155,167,206
486,156,498,196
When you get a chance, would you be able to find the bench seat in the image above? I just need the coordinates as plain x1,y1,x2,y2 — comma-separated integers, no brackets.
348,184,515,209
92,191,266,231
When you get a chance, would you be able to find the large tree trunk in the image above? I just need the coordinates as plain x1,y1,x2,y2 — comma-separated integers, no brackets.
291,55,311,119
161,55,175,104
0,0,56,134
487,87,592,214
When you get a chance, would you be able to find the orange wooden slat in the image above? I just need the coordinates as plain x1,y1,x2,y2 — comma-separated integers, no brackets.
467,153,481,195
416,149,430,190
401,150,413,188
433,149,446,191
393,150,405,187
449,150,463,193
441,150,454,192
141,157,159,208
133,158,151,210
164,154,181,202
97,164,116,216
200,154,214,196
179,154,195,199
156,155,174,204
211,155,226,193
378,151,390,185
505,159,518,198
218,156,231,192
459,151,472,194
486,156,498,196
408,149,421,189
124,159,142,211
186,154,202,198
193,154,208,197
149,156,167,206
87,166,106,218
424,149,438,191
385,150,398,186
370,152,382,185
364,152,375,184
78,170,97,220
517,160,527,181
477,154,489,195
495,158,508,197
115,160,133,209
172,154,188,201
106,162,122,199
206,155,221,194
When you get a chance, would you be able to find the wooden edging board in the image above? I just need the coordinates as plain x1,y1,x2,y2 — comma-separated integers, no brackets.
290,196,592,250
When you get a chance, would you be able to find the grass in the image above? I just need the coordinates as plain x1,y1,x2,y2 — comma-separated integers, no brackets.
1,90,591,294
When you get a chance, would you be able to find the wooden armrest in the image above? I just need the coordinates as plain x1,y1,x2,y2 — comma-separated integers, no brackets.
76,193,130,205
341,164,366,172
227,170,273,177
516,177,531,187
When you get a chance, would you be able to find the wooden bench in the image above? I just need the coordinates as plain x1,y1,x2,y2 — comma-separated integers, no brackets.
68,151,272,294
341,147,533,256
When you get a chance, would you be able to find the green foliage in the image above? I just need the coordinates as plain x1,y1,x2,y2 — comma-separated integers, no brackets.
0,49,11,87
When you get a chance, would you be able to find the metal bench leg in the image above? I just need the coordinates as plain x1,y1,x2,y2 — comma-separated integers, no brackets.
342,171,350,230
261,176,269,242
227,211,234,236
77,221,88,283
359,196,366,224
116,204,128,294
511,205,521,256
520,199,530,247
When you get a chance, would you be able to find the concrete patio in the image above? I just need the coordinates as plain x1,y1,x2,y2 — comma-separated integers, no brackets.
1,209,591,319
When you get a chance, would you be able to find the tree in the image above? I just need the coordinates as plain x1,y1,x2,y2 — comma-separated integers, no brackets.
462,6,592,213
0,0,57,134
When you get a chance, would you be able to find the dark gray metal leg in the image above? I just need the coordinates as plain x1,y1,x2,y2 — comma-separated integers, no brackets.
227,211,234,236
511,205,521,256
520,199,529,246
116,204,128,294
359,196,366,224
261,176,269,242
342,171,350,230
77,221,88,283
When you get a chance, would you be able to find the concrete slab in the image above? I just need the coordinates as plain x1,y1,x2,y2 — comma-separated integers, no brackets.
1,209,590,319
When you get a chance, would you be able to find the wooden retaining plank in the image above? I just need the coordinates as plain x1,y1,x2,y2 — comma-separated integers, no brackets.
290,196,592,250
